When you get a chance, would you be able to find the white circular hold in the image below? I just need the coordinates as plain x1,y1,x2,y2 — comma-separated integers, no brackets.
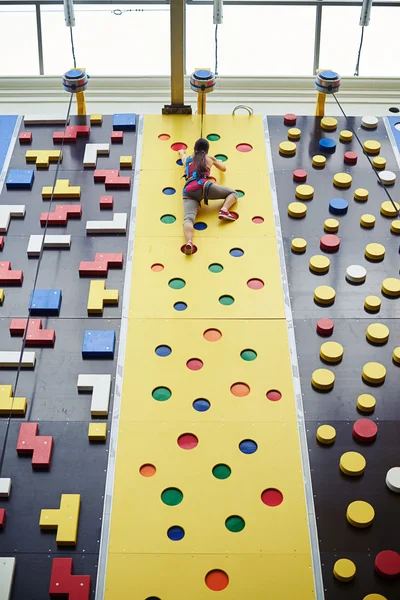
361,116,378,129
379,171,396,186
386,467,400,493
395,123,400,132
346,265,367,283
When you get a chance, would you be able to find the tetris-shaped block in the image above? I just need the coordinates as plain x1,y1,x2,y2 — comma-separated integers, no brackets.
16,422,53,468
83,143,109,168
10,318,55,346
27,234,71,257
0,290,4,305
0,385,26,415
49,558,90,599
40,494,80,545
79,253,123,276
0,557,15,599
88,423,107,441
0,351,36,368
100,195,113,209
111,131,123,143
0,262,23,286
0,479,11,497
5,169,34,189
90,114,102,125
112,113,136,131
94,169,131,189
42,179,81,199
24,115,66,125
82,330,116,359
26,150,62,168
86,213,127,234
120,155,132,168
40,205,82,226
53,125,90,143
30,290,62,315
19,131,32,144
0,508,5,528
87,280,119,314
77,374,112,416
0,206,26,233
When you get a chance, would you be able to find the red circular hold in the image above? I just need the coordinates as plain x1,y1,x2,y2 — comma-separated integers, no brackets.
252,216,264,224
375,551,400,579
171,142,188,152
236,143,253,153
266,390,282,401
320,234,341,253
344,151,358,165
284,113,297,126
186,358,203,371
247,278,264,290
261,488,284,507
178,433,199,450
205,569,229,591
316,318,334,337
180,243,198,255
352,418,378,443
230,211,239,220
293,169,307,182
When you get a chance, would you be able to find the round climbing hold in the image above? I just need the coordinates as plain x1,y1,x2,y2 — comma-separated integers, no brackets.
288,127,301,140
333,558,357,582
288,202,307,218
366,323,389,345
386,467,400,493
340,130,353,142
340,451,366,476
320,341,344,363
364,295,381,313
219,295,234,306
319,138,336,154
207,133,221,142
171,142,187,152
353,418,378,443
320,234,340,253
321,117,338,131
372,156,386,169
362,362,386,385
312,368,335,391
390,219,400,233
291,238,307,253
317,318,334,337
333,172,352,188
379,170,396,186
293,169,307,182
314,285,336,306
316,424,336,444
205,570,230,591
346,500,375,528
159,133,171,141
363,595,388,600
361,115,378,129
360,214,375,228
324,218,339,233
380,200,400,217
357,394,376,413
392,347,400,364
284,113,297,126
364,140,381,155
229,248,244,257
236,143,253,153
329,197,348,215
374,550,400,579
382,277,400,297
295,184,314,200
225,515,245,533
279,141,296,156
354,188,368,201
161,214,176,224
193,398,210,412
344,151,358,165
309,255,330,274
346,265,367,284
312,154,327,168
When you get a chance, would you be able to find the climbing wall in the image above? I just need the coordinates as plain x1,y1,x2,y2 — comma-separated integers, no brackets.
268,114,400,600
0,113,137,599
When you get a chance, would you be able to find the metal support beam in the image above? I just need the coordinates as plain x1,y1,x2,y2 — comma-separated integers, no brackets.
36,4,44,75
313,1,322,75
163,0,192,113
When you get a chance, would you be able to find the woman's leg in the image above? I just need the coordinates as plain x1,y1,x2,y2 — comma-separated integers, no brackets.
183,198,200,246
207,184,239,217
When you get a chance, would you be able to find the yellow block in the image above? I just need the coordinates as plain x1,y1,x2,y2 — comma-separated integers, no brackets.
362,362,386,385
382,277,400,297
365,243,385,261
288,202,307,218
316,424,336,444
42,179,81,199
393,347,400,364
312,368,335,390
390,219,400,234
0,384,26,415
340,451,366,476
363,140,381,155
87,280,119,314
321,117,338,131
357,394,376,413
291,238,307,253
0,289,3,305
320,341,343,363
333,172,352,188
295,184,314,200
309,255,330,274
346,500,374,528
364,296,381,312
279,141,296,156
333,558,356,581
26,150,62,168
288,127,301,140
312,155,326,168
90,113,103,124
324,218,339,233
354,188,368,201
372,156,386,169
380,200,400,217
314,285,335,305
120,155,133,168
360,214,375,228
340,130,353,142
39,494,80,545
366,323,389,344
88,422,107,441
363,595,388,600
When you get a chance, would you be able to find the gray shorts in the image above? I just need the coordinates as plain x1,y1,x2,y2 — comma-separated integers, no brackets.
183,184,238,224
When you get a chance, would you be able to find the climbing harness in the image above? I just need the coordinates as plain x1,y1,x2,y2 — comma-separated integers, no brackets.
182,156,214,205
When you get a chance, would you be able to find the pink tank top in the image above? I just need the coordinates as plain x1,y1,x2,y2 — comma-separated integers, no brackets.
185,157,211,194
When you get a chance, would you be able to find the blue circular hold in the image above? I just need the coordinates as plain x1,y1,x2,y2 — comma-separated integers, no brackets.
329,197,348,215
321,70,338,80
167,526,185,541
229,248,244,257
195,69,212,79
194,222,207,231
163,187,176,195
193,398,210,412
66,69,84,78
176,159,183,166
319,138,336,153
174,302,187,312
239,439,258,454
155,345,172,357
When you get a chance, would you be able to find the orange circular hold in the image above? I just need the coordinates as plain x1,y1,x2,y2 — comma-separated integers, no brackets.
205,569,229,591
158,134,171,141
203,328,222,342
151,263,164,272
139,464,156,477
230,382,250,397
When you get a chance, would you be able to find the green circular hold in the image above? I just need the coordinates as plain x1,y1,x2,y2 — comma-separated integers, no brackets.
168,278,186,289
207,133,220,142
212,464,231,479
152,386,171,401
225,515,245,533
160,214,176,224
215,154,228,162
240,349,257,361
236,190,245,198
161,487,183,506
209,263,224,273
219,295,234,306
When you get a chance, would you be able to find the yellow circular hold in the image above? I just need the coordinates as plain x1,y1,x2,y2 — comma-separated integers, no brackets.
288,202,307,218
314,285,336,305
321,116,338,131
316,424,336,444
333,558,356,582
381,200,400,217
354,188,369,202
363,595,388,600
296,184,314,200
320,341,344,363
382,277,400,297
372,156,387,169
312,154,327,168
309,255,330,274
340,130,353,142
288,127,301,140
340,452,367,476
366,323,390,345
364,295,381,313
334,172,352,188
312,368,335,390
390,219,400,234
365,242,386,262
360,214,375,228
393,347,400,364
324,218,339,233
363,140,381,155
346,500,375,528
362,362,386,385
291,238,307,253
357,393,376,413
279,141,296,156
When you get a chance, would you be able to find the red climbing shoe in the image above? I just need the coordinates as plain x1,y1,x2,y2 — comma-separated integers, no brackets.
184,241,195,255
219,208,237,221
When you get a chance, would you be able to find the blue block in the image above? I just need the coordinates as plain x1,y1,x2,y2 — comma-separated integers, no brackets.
6,169,35,189
113,114,136,131
30,289,62,315
82,330,116,359
329,198,348,215
0,116,18,174
319,138,336,154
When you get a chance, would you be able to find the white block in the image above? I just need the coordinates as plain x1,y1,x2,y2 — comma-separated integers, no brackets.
0,557,15,600
386,466,400,493
83,143,110,168
0,351,36,368
86,213,127,234
24,115,67,125
0,206,26,233
0,478,11,497
27,234,71,256
77,374,111,416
